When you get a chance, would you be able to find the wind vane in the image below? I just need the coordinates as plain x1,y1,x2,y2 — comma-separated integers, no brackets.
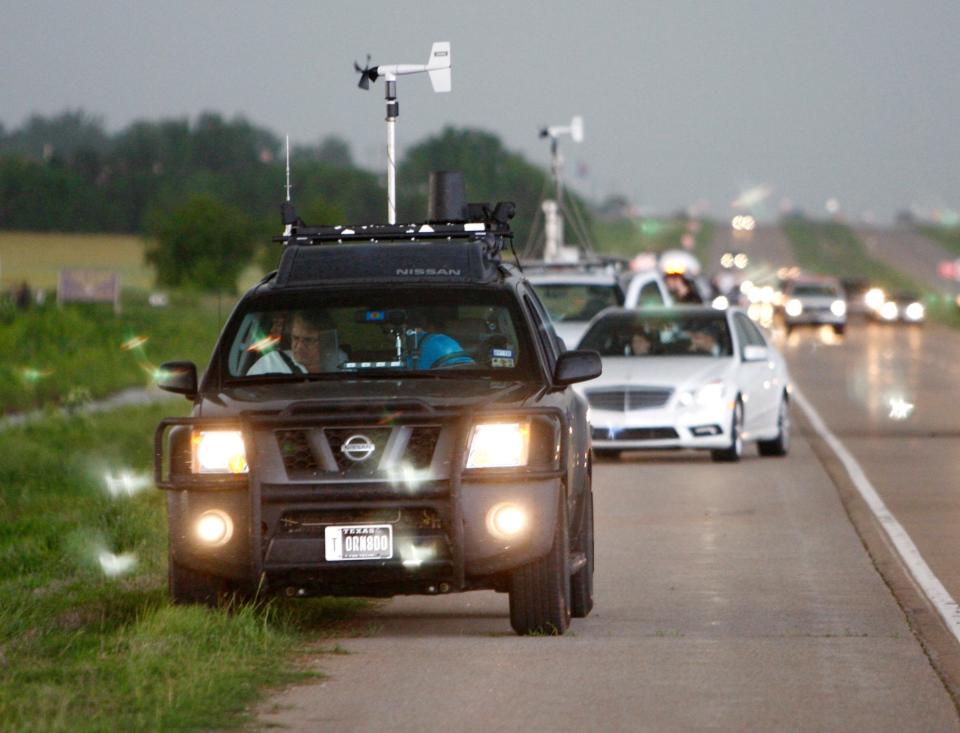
355,43,452,224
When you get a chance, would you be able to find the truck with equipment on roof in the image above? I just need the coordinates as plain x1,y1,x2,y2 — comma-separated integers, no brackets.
153,176,601,635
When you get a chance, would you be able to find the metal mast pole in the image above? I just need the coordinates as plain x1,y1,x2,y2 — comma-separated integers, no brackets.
385,76,398,224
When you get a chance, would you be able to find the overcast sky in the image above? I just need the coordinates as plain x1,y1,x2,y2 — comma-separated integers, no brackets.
3,0,958,222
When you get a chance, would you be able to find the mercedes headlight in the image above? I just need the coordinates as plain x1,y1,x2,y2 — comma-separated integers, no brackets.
830,300,847,317
191,430,248,474
785,299,803,317
679,380,726,408
466,422,530,468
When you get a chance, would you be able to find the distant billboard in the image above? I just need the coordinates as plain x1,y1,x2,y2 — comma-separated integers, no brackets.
57,269,120,312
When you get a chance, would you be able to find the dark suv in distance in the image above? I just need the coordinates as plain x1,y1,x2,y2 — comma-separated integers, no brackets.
154,200,601,635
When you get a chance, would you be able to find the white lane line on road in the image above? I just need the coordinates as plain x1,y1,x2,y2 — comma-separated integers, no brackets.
794,387,960,643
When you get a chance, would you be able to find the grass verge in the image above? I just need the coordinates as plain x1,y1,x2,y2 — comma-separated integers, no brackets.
0,290,228,414
0,403,366,733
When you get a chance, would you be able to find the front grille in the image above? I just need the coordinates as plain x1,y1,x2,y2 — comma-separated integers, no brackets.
275,425,442,478
277,430,320,473
587,387,673,412
327,428,392,474
592,427,678,440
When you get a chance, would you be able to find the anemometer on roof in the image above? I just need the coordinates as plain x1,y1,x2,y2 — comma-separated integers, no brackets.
355,42,453,224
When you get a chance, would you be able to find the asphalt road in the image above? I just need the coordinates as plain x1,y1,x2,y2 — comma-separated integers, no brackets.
258,324,960,730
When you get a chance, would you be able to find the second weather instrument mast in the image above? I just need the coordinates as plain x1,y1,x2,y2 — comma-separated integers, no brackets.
355,42,452,224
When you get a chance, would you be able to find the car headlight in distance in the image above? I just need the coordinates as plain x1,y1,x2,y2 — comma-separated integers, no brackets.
192,430,249,474
830,299,847,317
905,302,924,321
785,299,803,317
466,422,530,468
880,301,899,321
865,288,885,310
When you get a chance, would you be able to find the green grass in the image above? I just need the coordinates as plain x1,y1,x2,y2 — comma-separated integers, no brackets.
0,403,367,732
593,217,715,265
0,290,228,413
918,224,960,258
781,219,919,291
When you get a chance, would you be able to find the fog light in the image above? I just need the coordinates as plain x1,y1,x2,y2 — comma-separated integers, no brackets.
196,510,234,547
486,503,527,540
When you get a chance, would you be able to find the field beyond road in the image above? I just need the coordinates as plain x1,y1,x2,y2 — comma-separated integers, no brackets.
0,231,264,293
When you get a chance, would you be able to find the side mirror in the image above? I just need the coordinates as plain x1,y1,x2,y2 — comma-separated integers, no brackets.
157,360,198,398
554,350,602,386
742,345,769,362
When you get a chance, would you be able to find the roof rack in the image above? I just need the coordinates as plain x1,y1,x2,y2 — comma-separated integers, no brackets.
273,201,516,258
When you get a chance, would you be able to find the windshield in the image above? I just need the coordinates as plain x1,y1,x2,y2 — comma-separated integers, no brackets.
790,283,840,298
530,283,623,323
224,288,532,380
579,311,733,357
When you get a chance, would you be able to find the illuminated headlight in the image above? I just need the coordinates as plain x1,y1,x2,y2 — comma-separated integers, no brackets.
192,430,248,474
680,380,725,408
711,295,729,310
905,302,924,321
785,299,803,317
880,301,899,321
466,422,530,468
486,503,528,540
865,288,885,310
830,300,847,317
195,510,234,546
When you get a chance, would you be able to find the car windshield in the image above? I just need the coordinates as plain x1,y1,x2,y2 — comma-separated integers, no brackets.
224,288,532,380
790,283,840,298
579,311,733,357
530,283,623,323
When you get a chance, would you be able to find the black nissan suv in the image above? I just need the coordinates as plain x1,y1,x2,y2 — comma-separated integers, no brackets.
154,200,601,635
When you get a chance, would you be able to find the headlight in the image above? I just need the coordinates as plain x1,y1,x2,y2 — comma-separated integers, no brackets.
192,430,248,474
466,422,530,468
679,380,725,407
865,288,885,310
785,299,803,317
880,301,898,321
830,300,847,317
905,302,924,321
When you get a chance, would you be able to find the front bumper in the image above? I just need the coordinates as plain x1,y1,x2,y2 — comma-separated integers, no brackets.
589,402,732,451
156,410,565,596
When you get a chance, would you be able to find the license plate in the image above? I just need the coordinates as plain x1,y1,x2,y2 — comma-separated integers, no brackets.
324,524,393,561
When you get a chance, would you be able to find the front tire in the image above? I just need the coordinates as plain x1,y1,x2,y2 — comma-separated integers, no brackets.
509,499,571,635
570,488,595,618
711,399,744,463
758,395,790,456
833,324,846,335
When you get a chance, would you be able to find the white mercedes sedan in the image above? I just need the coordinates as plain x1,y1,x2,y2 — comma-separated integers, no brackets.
575,306,791,462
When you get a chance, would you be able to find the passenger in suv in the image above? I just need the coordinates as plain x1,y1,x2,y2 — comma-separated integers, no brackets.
154,199,601,636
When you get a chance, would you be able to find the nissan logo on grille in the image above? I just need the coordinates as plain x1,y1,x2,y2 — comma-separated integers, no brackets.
341,434,377,462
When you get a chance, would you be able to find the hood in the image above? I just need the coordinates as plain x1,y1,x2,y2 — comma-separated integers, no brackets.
197,378,538,418
579,356,733,391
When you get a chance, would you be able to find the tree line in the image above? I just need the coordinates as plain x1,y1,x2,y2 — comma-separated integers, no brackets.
0,111,590,289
